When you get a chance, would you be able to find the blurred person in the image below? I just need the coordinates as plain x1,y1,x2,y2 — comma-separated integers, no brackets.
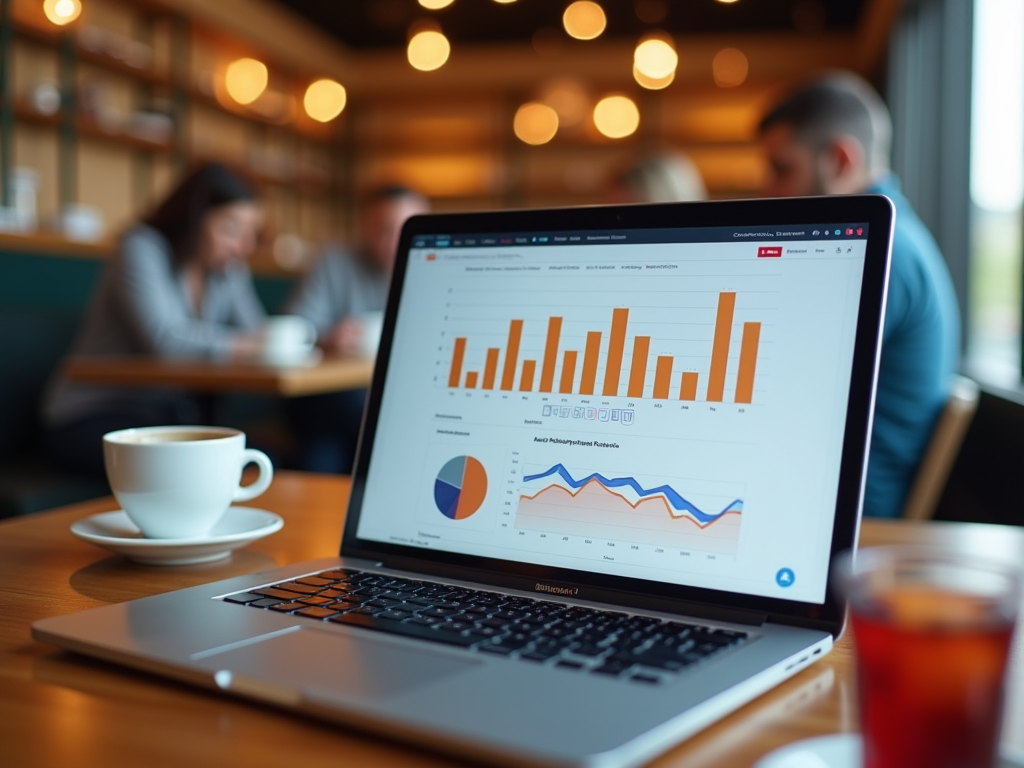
606,151,707,204
43,162,267,477
285,185,430,474
759,72,960,518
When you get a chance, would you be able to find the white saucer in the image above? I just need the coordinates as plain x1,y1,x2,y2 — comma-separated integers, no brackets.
258,347,322,368
754,734,1024,768
70,507,284,565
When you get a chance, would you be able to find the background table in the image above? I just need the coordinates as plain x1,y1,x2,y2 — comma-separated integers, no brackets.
2,472,1022,768
62,354,375,397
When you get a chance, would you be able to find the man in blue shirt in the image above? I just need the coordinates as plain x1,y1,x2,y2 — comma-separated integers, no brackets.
759,72,960,518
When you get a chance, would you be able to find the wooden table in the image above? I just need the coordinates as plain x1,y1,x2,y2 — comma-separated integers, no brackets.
62,354,375,397
3,472,1023,768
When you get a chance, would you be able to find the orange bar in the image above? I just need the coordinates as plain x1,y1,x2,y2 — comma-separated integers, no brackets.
539,316,563,393
559,351,578,394
482,348,499,389
653,355,673,399
580,331,601,395
627,336,650,398
707,292,736,402
735,322,761,404
465,371,478,389
448,337,467,388
519,360,536,391
500,320,523,391
680,371,699,401
602,308,629,397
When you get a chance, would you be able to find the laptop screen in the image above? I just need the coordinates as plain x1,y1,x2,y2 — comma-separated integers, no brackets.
352,211,878,608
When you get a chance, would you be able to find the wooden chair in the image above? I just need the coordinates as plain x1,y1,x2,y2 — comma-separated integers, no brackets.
902,374,980,521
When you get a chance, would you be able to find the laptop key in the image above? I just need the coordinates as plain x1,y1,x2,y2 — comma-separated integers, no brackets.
296,606,341,620
223,592,266,604
295,577,336,587
252,587,302,600
276,582,324,595
249,598,286,608
329,612,484,648
268,601,307,612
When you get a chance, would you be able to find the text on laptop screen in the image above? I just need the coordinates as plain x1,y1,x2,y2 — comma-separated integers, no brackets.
356,224,869,604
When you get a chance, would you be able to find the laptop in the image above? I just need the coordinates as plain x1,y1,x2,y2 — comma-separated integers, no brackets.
34,194,893,768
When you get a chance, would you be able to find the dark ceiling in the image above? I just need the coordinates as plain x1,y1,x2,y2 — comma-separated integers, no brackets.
274,0,864,50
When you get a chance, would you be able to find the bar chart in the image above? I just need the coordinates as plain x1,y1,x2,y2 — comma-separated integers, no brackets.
445,292,764,404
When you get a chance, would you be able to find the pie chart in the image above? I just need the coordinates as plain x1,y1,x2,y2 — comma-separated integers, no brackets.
434,456,488,520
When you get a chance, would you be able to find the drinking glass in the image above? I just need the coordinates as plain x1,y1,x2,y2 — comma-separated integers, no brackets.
835,546,1021,768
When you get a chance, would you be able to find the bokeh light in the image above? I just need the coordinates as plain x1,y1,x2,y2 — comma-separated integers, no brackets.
43,0,82,26
539,78,589,128
712,47,749,88
225,58,268,105
303,79,347,122
634,38,677,79
408,30,451,71
563,1,606,40
593,95,639,139
514,102,559,145
419,0,454,8
633,64,675,90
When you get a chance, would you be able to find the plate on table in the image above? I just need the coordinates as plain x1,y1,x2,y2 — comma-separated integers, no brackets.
70,507,283,565
754,735,1024,768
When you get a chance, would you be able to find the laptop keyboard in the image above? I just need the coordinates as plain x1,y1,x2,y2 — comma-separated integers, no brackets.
223,568,749,684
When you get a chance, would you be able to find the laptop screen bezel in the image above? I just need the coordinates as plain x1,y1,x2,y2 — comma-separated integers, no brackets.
340,194,892,634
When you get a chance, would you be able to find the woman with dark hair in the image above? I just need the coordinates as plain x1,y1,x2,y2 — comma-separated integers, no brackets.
42,162,267,477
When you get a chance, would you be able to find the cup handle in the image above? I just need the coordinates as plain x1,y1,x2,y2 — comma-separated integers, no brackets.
234,448,274,503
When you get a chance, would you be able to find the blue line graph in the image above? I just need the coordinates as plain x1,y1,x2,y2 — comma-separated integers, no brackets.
521,464,743,524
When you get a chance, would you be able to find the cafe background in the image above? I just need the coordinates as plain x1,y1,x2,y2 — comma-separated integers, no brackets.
1,0,1020,527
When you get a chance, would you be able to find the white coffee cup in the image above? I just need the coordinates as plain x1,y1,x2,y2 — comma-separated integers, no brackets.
103,426,274,539
357,310,384,357
261,314,317,365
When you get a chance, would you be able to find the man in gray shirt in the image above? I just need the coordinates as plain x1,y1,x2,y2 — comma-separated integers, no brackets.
285,185,429,473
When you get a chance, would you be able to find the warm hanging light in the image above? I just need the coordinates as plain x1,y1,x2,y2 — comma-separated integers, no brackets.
633,64,675,90
634,38,677,80
418,0,454,8
539,78,589,128
493,0,517,3
563,1,606,40
593,95,639,139
43,0,82,26
225,58,268,105
408,30,451,71
304,78,347,122
712,47,749,88
514,102,559,145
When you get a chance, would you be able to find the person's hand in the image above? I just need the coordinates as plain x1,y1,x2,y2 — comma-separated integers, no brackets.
321,317,364,357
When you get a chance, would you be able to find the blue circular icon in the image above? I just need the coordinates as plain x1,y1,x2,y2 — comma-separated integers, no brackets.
775,568,795,588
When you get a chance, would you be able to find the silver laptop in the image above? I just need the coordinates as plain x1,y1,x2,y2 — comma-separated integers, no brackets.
34,195,893,768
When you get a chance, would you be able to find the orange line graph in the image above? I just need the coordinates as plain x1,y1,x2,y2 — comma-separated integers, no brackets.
519,478,741,531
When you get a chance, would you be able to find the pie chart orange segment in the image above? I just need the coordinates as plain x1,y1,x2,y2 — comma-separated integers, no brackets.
454,457,488,519
434,456,488,520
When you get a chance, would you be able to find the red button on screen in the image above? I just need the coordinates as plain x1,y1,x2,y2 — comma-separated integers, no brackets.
757,247,782,258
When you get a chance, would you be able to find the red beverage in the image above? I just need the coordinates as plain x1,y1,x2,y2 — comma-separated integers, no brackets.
852,586,1015,768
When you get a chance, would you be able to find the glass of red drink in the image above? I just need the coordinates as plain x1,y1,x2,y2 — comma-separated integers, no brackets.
836,547,1021,768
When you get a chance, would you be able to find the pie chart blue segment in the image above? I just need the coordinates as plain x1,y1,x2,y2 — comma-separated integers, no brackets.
434,456,488,520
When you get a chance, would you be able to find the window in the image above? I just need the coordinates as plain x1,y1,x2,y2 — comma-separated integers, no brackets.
967,0,1024,385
